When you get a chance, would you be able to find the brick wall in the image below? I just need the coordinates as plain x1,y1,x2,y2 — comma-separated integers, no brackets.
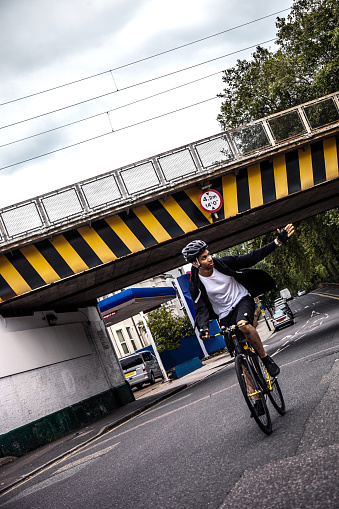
0,307,127,436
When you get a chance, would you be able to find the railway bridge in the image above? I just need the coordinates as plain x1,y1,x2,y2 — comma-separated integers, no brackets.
0,92,338,457
0,92,338,316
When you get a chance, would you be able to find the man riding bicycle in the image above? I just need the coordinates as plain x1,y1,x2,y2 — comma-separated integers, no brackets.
182,224,294,377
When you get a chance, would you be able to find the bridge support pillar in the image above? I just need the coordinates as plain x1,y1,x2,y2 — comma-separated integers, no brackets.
0,307,134,458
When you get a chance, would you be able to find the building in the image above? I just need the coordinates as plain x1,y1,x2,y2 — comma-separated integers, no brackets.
98,267,186,359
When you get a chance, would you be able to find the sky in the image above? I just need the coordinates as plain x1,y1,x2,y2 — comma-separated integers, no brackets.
0,0,293,209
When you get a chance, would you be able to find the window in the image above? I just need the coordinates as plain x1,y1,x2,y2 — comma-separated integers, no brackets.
142,352,152,361
116,329,129,355
126,326,137,351
120,355,143,370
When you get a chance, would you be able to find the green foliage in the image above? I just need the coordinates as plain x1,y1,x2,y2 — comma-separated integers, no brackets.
217,0,339,129
146,306,193,353
216,209,339,299
215,1,339,297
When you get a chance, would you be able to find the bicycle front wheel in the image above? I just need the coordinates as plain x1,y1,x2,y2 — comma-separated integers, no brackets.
235,355,272,435
252,355,286,415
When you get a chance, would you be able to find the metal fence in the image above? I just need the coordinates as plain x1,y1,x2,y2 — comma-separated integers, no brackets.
0,93,338,245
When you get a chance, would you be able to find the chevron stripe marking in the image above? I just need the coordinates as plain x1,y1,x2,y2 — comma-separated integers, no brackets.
50,235,88,273
159,196,197,233
0,255,32,295
133,205,172,243
77,225,116,263
298,146,314,190
222,173,238,218
273,154,288,199
323,137,339,181
247,163,263,208
20,245,60,284
105,215,144,253
184,187,213,223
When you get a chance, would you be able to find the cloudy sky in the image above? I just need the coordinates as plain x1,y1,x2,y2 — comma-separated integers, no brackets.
0,0,293,209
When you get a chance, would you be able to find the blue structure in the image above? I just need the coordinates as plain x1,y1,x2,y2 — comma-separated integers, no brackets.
98,286,176,327
98,279,227,373
176,274,226,353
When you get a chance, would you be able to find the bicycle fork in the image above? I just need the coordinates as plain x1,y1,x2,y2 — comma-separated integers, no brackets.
241,362,261,400
231,332,264,401
239,347,262,401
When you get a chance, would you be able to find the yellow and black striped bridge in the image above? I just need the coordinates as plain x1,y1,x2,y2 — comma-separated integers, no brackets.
0,93,338,315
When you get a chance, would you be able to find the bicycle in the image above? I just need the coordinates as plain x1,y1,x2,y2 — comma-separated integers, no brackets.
210,323,285,435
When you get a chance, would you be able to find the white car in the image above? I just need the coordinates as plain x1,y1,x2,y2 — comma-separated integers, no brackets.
297,290,306,296
272,309,294,331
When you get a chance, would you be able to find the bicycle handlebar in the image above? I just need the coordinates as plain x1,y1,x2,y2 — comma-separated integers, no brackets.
203,323,248,339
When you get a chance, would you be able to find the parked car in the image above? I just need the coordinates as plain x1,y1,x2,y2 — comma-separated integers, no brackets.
297,290,306,296
274,298,286,307
275,302,294,319
272,309,294,332
119,351,163,389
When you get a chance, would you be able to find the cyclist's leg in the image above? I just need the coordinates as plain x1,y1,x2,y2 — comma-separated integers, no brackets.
234,298,280,377
239,323,280,376
232,297,266,356
239,321,266,357
252,354,286,415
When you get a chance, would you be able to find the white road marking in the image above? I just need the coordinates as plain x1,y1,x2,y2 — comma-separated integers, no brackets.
2,443,120,505
55,443,120,473
146,394,191,414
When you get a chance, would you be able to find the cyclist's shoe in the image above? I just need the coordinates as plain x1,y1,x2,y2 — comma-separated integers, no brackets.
251,400,265,417
262,355,280,377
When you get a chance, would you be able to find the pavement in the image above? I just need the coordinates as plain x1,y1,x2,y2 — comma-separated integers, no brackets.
0,317,274,495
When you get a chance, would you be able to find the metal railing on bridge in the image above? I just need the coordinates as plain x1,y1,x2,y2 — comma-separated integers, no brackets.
0,92,338,248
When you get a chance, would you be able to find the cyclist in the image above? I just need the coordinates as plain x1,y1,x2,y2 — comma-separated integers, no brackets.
182,224,294,377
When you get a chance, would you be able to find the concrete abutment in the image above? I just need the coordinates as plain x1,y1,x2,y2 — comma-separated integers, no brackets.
0,306,134,457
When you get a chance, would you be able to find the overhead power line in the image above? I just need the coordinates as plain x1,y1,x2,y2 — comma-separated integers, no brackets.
0,97,219,172
0,70,223,149
0,38,276,131
0,8,290,107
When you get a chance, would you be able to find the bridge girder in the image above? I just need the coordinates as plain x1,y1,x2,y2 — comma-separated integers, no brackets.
1,93,339,316
0,172,338,317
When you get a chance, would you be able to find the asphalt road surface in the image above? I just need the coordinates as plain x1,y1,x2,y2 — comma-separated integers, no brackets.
1,292,338,509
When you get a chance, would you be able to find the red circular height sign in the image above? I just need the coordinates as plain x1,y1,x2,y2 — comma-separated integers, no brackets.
199,189,223,213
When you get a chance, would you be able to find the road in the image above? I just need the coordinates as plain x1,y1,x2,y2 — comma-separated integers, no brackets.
1,292,338,508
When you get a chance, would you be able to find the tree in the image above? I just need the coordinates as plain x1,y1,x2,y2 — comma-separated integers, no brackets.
145,306,193,353
216,208,339,298
216,0,339,294
217,0,339,130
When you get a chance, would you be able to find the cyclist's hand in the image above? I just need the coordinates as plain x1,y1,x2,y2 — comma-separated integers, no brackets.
200,328,210,341
276,223,294,245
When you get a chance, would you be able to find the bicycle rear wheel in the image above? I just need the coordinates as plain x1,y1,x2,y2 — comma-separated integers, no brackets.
251,354,286,415
235,355,272,435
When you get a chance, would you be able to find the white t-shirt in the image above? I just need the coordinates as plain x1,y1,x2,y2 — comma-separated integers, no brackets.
199,268,250,319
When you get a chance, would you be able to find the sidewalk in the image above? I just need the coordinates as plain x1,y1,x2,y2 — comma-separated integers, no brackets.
0,317,273,494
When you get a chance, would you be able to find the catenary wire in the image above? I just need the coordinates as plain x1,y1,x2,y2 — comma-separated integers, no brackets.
0,38,275,131
0,8,290,107
0,71,222,148
0,97,218,172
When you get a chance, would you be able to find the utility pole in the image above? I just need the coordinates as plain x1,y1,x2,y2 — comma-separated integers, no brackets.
140,312,169,382
174,277,210,359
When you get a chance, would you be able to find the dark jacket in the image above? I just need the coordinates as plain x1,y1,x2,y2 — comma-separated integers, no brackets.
189,241,278,330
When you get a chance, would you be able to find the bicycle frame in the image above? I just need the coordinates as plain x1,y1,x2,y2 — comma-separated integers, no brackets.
225,326,263,394
219,324,273,434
